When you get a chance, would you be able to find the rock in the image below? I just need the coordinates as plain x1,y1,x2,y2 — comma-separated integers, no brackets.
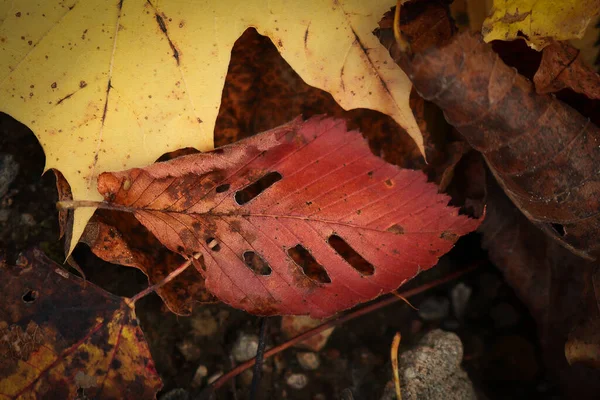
281,315,335,351
393,329,477,400
231,333,259,362
190,309,218,337
0,154,19,198
20,213,35,226
286,373,308,389
177,338,202,361
192,365,208,387
159,388,189,400
296,352,320,370
451,283,472,319
418,297,450,321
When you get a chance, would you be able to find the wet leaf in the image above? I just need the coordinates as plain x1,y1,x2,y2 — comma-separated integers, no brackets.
0,0,423,254
0,248,162,399
482,0,600,50
93,116,480,318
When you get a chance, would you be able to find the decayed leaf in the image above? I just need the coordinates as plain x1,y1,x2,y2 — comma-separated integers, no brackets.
388,25,600,259
0,0,422,253
0,248,162,399
533,41,600,98
91,116,479,318
482,0,600,50
81,210,215,316
479,180,600,398
566,317,600,369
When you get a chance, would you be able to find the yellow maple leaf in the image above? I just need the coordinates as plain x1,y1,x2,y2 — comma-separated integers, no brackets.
482,0,600,50
0,0,420,253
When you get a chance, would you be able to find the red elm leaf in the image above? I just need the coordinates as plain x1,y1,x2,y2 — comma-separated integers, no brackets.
96,116,480,318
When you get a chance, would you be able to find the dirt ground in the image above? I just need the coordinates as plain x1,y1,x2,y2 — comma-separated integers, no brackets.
1,112,558,400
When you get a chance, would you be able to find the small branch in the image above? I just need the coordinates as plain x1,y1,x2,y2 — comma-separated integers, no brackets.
202,263,480,395
250,317,269,400
129,253,200,304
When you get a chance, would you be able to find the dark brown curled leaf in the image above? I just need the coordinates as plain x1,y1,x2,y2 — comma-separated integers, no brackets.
388,29,600,259
534,41,600,99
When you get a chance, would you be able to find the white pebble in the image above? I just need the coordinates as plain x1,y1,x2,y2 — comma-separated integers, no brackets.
286,373,308,390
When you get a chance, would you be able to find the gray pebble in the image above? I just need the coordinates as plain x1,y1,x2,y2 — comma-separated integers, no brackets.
231,333,259,362
20,213,35,226
296,352,320,370
286,373,308,389
451,283,472,319
159,388,189,400
0,154,19,198
418,297,450,321
388,329,477,400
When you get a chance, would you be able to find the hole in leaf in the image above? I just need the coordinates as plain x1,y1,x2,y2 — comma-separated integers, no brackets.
243,251,272,276
205,237,221,252
287,244,331,284
328,235,375,276
216,183,230,193
22,289,38,303
551,223,566,237
235,171,282,205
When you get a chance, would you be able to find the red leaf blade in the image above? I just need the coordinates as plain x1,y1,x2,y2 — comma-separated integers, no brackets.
98,116,480,317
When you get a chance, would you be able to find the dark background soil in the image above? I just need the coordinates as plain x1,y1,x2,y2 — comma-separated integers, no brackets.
1,111,558,400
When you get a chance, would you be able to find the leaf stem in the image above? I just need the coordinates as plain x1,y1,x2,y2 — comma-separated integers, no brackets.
201,262,480,396
129,253,200,304
56,200,133,213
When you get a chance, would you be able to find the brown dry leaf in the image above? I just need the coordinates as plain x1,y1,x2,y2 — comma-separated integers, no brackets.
534,41,600,98
565,317,600,369
0,248,162,399
480,181,600,398
387,8,600,258
81,210,215,316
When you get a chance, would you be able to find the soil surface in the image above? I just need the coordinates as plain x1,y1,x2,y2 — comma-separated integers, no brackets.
1,112,557,400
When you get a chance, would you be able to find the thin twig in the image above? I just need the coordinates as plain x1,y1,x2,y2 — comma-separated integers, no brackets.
391,332,402,400
203,263,479,395
250,317,269,400
128,253,200,304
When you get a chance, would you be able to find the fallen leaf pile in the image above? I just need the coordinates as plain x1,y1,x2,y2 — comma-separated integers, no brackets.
388,18,600,259
379,1,600,397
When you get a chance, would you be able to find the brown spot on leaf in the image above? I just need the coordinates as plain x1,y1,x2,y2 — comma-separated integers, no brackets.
440,231,458,242
387,224,404,235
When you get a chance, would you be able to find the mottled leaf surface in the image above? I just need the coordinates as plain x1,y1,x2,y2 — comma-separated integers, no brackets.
97,116,479,318
0,249,161,399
